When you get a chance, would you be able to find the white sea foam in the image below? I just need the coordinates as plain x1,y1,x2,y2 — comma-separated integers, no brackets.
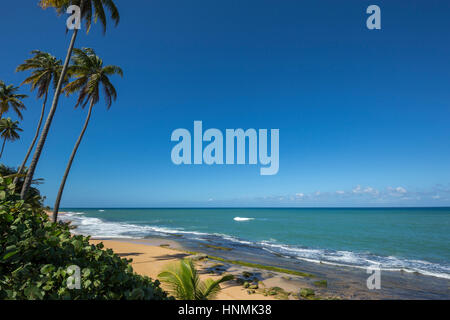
60,212,450,280
213,233,253,245
257,240,450,280
233,217,254,221
60,211,210,239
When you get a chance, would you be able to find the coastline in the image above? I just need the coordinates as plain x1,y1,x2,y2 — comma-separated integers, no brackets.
47,211,279,299
53,209,450,300
88,236,450,300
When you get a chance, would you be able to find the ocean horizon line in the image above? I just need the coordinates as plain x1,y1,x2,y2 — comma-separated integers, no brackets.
59,206,450,210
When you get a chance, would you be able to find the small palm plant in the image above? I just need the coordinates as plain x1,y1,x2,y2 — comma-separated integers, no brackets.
158,259,234,300
0,118,23,159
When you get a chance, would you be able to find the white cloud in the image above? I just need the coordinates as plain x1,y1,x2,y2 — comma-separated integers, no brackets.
387,186,407,196
395,187,407,194
280,184,448,205
352,185,379,195
363,186,379,195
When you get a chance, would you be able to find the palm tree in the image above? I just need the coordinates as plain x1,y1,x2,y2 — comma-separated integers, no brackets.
52,48,122,222
158,259,234,300
21,0,120,199
14,51,63,185
0,118,23,159
0,81,27,119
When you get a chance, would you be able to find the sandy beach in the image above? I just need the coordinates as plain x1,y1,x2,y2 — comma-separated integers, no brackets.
89,239,279,300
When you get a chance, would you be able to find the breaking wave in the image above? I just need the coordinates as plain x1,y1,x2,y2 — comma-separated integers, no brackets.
233,217,255,221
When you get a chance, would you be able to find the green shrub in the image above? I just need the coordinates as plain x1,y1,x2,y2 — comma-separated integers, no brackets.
0,174,172,300
0,165,44,210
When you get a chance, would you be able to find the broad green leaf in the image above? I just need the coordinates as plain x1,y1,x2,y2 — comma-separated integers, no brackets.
2,250,19,260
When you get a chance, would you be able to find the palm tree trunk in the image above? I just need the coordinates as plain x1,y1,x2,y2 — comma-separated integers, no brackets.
13,91,48,186
20,29,79,199
53,99,94,223
0,137,6,158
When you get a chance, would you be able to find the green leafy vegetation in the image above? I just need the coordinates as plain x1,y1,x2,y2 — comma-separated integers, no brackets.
0,174,171,300
0,165,44,210
158,259,233,300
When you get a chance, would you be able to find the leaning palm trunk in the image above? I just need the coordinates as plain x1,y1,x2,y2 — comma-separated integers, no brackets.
13,91,48,186
53,99,94,222
0,138,6,158
20,29,79,199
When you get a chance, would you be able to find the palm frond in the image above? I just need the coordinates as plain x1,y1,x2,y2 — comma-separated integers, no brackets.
158,260,195,300
199,274,234,300
0,82,27,119
16,50,62,99
158,259,233,300
64,47,121,110
40,0,119,34
0,118,23,142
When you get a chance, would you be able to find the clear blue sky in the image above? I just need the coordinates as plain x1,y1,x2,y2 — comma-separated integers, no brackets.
1,0,450,207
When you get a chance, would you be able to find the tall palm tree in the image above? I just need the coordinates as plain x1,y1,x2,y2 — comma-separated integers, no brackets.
0,81,27,119
158,259,234,300
21,0,120,199
0,118,23,159
14,51,63,185
52,48,122,222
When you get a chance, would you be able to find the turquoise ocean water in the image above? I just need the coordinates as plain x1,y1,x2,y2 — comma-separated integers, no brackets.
60,208,450,279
